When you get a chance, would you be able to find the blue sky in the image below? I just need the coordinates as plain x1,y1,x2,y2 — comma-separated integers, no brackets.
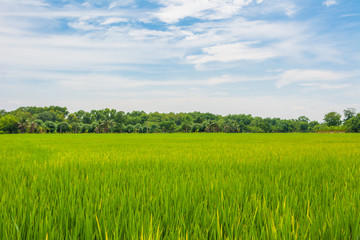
0,0,359,120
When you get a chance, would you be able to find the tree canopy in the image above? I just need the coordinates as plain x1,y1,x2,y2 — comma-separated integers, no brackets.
0,106,358,134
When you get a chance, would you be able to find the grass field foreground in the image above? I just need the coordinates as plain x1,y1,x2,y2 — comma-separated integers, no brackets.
0,133,359,239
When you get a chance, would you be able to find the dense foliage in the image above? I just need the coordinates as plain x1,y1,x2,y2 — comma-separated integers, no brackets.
1,134,359,238
0,106,359,134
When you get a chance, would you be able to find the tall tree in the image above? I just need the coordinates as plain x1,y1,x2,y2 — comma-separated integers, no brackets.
74,110,86,122
344,113,360,132
70,123,81,133
33,120,45,133
36,111,57,122
99,119,115,133
29,121,38,133
44,121,57,133
67,113,79,124
16,112,31,133
297,116,310,123
0,115,18,133
343,108,356,122
324,112,342,127
57,122,70,133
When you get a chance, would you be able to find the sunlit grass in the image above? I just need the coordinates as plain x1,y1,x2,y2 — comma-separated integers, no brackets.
0,133,359,239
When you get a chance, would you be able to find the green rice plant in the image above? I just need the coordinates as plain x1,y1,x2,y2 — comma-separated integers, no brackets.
0,133,359,239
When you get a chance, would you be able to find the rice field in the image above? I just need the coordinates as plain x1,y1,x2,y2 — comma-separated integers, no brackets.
0,133,359,239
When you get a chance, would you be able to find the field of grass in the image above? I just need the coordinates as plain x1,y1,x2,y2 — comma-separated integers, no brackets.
0,133,359,239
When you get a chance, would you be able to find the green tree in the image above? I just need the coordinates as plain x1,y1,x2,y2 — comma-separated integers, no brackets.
343,108,356,122
91,110,105,122
57,122,70,133
74,110,86,122
192,123,203,132
29,121,38,133
298,122,309,132
324,112,342,127
248,125,265,133
99,119,115,133
125,124,135,133
44,121,57,133
222,119,239,133
271,119,288,133
150,124,160,133
17,112,31,133
134,123,143,133
126,116,142,125
344,113,360,132
82,112,92,124
36,111,57,122
297,116,310,123
67,113,79,124
180,114,193,133
205,121,220,133
250,117,271,133
114,111,126,125
160,121,177,133
0,115,19,133
309,121,320,131
70,123,81,133
92,122,100,133
33,120,46,133
102,108,117,121
81,124,92,133
47,106,69,117
112,123,125,133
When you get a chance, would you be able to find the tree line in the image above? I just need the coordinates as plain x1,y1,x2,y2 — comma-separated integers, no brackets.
0,106,359,134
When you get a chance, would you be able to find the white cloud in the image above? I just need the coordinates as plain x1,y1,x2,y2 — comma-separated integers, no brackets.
276,69,353,88
109,0,134,9
299,83,351,90
187,41,278,66
0,69,271,91
155,0,258,23
323,0,337,7
283,4,298,17
175,18,343,67
81,2,92,8
174,18,309,55
340,13,360,17
0,10,136,19
68,18,101,31
0,0,141,20
0,0,48,8
240,1,299,17
205,74,275,85
0,33,178,71
101,17,128,25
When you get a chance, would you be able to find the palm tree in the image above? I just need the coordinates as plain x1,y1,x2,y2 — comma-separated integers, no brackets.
205,121,220,133
17,116,30,133
223,119,238,133
99,119,115,133
29,121,38,133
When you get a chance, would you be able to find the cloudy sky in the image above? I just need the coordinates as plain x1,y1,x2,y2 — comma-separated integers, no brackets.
0,0,359,120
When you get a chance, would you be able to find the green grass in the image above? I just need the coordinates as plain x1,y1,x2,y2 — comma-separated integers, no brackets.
0,133,359,239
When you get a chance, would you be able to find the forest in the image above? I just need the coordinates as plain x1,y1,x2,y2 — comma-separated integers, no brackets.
0,106,359,134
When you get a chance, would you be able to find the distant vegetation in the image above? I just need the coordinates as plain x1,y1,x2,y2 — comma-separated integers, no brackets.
0,106,359,134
